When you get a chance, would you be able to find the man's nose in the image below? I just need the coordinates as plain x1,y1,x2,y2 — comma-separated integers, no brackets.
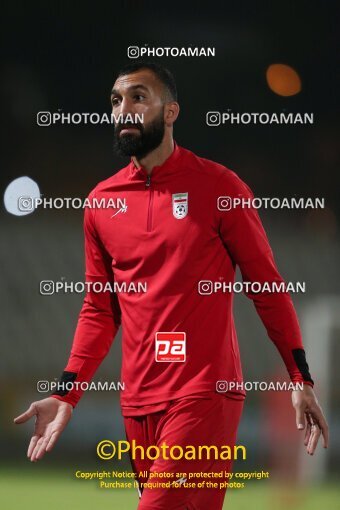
116,98,133,117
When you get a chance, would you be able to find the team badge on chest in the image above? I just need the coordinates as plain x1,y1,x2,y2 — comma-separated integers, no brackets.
172,192,188,219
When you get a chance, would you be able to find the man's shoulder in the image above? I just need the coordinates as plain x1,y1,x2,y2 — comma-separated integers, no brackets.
87,161,131,197
182,145,244,186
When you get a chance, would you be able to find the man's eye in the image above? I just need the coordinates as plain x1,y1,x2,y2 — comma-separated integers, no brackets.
134,95,145,101
111,98,120,106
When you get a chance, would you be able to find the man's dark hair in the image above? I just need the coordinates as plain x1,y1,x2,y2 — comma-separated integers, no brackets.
116,62,177,102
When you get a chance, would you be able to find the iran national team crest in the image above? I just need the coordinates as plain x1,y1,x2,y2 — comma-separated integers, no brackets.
172,192,188,219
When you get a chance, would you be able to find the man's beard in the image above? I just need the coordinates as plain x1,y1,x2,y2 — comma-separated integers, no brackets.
113,108,165,159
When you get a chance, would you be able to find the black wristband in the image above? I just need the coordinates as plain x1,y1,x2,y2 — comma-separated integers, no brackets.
292,348,314,385
52,371,78,397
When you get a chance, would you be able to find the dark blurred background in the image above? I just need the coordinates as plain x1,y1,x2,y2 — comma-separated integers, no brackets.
1,1,339,509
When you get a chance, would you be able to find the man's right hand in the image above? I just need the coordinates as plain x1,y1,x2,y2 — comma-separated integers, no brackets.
14,397,73,462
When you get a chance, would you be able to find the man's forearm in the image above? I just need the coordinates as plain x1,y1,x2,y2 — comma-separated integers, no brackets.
51,285,121,407
250,287,313,385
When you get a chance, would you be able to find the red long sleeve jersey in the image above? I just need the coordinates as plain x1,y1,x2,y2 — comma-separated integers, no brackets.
52,143,313,415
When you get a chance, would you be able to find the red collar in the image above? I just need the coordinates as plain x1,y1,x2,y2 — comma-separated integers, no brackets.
129,141,183,183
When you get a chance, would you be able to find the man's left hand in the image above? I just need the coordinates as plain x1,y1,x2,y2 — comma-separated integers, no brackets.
292,384,329,455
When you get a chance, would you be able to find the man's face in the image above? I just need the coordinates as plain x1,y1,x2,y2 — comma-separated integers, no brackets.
111,69,166,158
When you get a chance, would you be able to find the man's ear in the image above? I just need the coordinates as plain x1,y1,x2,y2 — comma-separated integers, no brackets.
164,102,180,127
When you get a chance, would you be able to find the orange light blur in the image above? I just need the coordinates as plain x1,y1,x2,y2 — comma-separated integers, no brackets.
266,64,302,96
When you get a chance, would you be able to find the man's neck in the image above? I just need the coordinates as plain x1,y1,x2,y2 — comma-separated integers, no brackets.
132,138,174,175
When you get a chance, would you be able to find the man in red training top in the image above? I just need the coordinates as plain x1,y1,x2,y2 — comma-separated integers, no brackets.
15,62,329,510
